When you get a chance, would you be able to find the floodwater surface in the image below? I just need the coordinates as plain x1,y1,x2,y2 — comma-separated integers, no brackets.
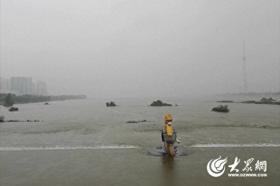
0,98,279,186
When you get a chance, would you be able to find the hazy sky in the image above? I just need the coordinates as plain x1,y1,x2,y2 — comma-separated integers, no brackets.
1,0,279,97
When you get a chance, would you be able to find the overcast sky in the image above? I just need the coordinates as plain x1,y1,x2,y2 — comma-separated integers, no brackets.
0,0,279,97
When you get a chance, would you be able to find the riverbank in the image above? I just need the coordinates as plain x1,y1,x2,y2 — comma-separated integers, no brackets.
0,94,87,105
217,97,280,105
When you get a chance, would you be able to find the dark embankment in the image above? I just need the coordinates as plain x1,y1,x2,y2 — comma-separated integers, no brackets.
0,93,86,105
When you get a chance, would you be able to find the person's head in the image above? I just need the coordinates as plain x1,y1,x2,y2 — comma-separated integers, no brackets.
164,114,173,125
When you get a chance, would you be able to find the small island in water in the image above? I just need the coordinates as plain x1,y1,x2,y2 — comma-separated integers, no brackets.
212,105,229,113
106,101,117,107
150,100,172,107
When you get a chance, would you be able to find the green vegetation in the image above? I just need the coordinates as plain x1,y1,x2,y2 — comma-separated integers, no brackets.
0,93,86,105
3,93,15,107
106,101,117,107
212,105,229,113
150,100,172,106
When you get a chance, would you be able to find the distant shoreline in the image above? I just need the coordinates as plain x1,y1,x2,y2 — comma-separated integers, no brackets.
0,94,87,105
218,92,280,97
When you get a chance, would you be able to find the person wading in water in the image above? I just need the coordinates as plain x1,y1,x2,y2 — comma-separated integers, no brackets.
161,114,177,157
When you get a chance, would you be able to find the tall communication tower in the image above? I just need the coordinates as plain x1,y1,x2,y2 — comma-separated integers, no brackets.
242,40,248,93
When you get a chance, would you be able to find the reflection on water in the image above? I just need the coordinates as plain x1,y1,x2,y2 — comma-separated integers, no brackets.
161,156,177,186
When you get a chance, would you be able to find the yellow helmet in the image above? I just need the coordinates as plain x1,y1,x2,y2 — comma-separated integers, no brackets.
164,114,173,122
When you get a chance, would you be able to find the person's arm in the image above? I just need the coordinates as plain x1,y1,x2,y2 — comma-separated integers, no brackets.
174,129,182,143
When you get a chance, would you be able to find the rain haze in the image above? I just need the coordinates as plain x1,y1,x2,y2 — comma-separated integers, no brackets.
1,0,279,98
1,1,280,186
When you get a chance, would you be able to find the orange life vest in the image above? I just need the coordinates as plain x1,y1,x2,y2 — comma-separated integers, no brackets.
164,124,174,137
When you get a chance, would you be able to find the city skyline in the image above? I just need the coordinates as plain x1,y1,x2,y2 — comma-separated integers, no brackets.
0,76,48,95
